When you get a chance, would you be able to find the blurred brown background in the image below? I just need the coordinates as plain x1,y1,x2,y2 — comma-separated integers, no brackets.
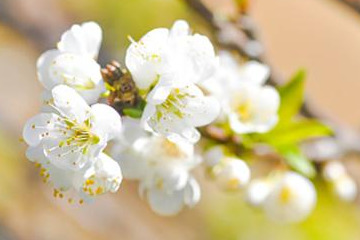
1,0,360,239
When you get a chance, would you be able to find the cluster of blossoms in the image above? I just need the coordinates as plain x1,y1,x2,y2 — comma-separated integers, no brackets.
22,20,351,222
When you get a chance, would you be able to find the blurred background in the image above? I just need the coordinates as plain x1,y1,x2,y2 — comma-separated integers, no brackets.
1,0,360,239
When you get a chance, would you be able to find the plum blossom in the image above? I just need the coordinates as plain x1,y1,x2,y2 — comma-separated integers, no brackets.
23,85,122,170
73,153,122,198
125,20,220,143
203,146,251,190
125,20,218,92
247,171,317,223
142,84,220,143
200,51,280,134
111,119,201,215
37,22,104,104
27,148,122,202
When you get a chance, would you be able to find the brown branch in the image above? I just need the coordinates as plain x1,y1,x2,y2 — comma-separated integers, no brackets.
336,0,360,14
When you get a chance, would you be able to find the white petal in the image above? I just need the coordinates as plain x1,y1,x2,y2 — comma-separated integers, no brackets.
203,146,225,167
51,85,91,122
240,61,270,85
170,20,190,38
79,22,103,59
246,179,273,207
171,34,217,83
37,49,61,89
153,165,189,191
42,138,89,170
183,95,220,127
183,177,201,207
90,103,122,140
115,147,147,180
49,53,103,104
147,187,184,216
58,22,102,58
146,79,172,105
22,113,58,146
26,145,48,163
47,164,74,191
125,28,169,90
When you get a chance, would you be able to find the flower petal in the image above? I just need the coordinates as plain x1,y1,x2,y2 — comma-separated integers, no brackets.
125,28,169,90
37,49,61,89
49,53,103,104
22,113,58,146
183,177,201,207
240,61,270,85
58,22,102,59
51,85,91,122
90,103,122,141
146,187,184,216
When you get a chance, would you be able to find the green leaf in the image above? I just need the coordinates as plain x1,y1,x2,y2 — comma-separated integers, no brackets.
260,119,333,147
278,145,316,178
123,108,143,118
278,69,306,123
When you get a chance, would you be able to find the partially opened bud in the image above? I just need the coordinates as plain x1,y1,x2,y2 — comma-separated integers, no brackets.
323,161,357,202
263,172,316,223
216,158,251,190
246,179,272,207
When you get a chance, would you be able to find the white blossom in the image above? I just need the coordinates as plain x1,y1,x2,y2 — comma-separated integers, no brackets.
111,123,202,215
323,161,357,202
73,153,122,198
204,146,251,190
200,52,280,134
142,84,220,143
226,83,279,134
125,20,217,92
23,85,122,171
37,22,104,104
26,141,122,201
263,171,317,223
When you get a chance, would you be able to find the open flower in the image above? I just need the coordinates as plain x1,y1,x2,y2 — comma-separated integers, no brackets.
125,20,217,92
204,146,251,190
200,51,279,134
226,83,279,134
23,85,122,170
37,22,104,104
142,84,220,143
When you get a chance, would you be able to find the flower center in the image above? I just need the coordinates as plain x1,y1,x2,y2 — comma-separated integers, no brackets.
236,101,253,122
279,186,293,204
155,88,190,121
58,118,100,154
162,139,186,158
